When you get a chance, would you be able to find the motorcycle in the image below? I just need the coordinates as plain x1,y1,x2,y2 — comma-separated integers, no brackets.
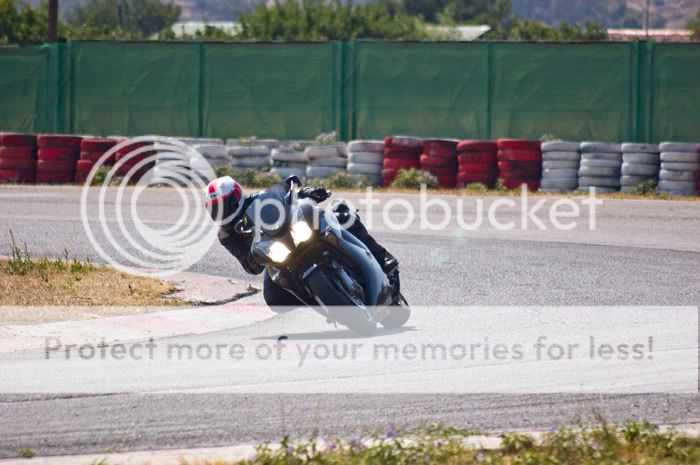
234,176,410,336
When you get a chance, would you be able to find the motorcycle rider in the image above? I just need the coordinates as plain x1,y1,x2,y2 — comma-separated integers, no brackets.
204,176,399,308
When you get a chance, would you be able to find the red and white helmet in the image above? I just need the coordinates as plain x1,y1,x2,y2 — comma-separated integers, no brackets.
204,176,244,223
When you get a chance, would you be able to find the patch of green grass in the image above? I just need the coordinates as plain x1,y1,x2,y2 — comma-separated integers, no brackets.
390,168,439,189
460,182,489,193
17,447,35,458
90,166,111,186
228,422,700,465
309,172,373,190
6,230,97,278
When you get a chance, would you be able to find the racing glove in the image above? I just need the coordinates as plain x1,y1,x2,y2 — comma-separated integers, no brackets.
298,186,331,203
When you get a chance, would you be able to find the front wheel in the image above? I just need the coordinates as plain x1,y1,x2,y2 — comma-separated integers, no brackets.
306,267,376,336
381,294,411,329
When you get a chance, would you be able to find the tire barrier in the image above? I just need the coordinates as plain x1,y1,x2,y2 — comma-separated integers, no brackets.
455,140,497,188
180,137,223,146
189,144,232,181
383,136,422,187
619,143,659,193
420,139,458,188
347,140,384,186
271,146,308,179
658,142,700,196
114,140,156,182
540,141,579,192
36,134,81,184
76,137,119,183
578,141,622,193
229,145,271,169
0,132,37,183
497,139,542,191
305,143,347,180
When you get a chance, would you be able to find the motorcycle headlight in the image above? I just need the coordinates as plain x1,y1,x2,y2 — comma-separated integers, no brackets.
291,220,313,245
267,241,291,263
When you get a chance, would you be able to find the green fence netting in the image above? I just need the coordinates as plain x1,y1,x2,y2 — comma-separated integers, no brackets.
0,41,698,142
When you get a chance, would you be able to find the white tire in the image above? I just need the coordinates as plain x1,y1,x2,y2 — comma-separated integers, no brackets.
308,157,347,168
659,170,696,181
620,163,658,176
659,142,699,153
579,158,621,168
306,166,343,179
581,152,622,162
578,176,621,188
660,161,700,171
540,179,578,189
658,180,697,192
347,162,382,176
620,175,656,186
580,142,621,153
541,141,579,152
542,151,580,161
271,149,307,162
256,139,280,149
660,152,700,163
180,137,223,146
622,152,659,164
195,144,229,159
578,186,619,193
579,166,620,177
228,146,269,158
271,167,307,179
348,151,384,165
347,140,384,153
621,143,658,153
231,156,270,168
542,168,579,179
305,144,346,160
542,159,579,169
271,160,307,170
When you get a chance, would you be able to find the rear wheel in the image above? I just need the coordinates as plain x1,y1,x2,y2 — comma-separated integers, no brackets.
381,294,411,329
306,267,376,336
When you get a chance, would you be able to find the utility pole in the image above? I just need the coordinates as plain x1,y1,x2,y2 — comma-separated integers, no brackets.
48,0,58,42
645,0,650,39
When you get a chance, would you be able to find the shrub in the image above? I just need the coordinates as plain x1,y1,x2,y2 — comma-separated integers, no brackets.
390,168,439,190
310,172,372,189
630,179,658,196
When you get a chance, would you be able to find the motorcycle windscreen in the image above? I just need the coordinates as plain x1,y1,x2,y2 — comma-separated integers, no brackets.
244,183,289,236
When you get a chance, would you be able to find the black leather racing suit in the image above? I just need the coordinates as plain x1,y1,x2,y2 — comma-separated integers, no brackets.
217,194,397,307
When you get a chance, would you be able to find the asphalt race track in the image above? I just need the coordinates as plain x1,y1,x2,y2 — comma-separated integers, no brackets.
0,186,698,457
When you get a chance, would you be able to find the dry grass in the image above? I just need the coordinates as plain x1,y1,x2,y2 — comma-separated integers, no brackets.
0,259,184,306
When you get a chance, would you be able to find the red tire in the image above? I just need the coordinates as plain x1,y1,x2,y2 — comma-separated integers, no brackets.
0,158,36,170
457,172,496,185
423,139,458,159
0,133,36,147
384,157,420,170
384,136,422,154
457,152,497,165
435,175,456,188
384,152,420,160
37,159,75,173
0,146,36,159
458,162,497,176
81,137,117,152
36,171,74,184
38,148,79,161
420,154,456,168
80,150,115,163
0,169,35,183
457,140,497,153
499,172,541,183
497,149,542,162
501,178,540,191
424,166,456,177
382,168,398,187
37,134,82,150
497,139,541,151
76,160,95,172
497,160,541,174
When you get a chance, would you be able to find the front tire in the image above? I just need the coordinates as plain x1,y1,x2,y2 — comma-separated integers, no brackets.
306,268,376,336
381,294,411,328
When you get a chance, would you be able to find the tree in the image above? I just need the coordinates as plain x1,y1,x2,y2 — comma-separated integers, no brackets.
237,0,429,41
0,0,49,44
68,0,180,38
385,0,512,26
488,18,608,41
687,7,700,40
